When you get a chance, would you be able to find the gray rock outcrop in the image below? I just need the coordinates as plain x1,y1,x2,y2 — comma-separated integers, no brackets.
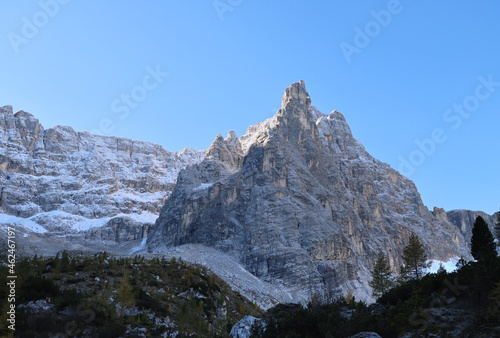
85,216,150,243
147,81,471,302
230,316,262,338
446,209,498,246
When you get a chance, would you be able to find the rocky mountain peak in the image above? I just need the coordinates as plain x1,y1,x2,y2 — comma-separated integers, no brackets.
148,81,470,303
226,130,239,142
0,105,13,114
432,207,448,222
280,80,311,111
14,110,35,118
274,81,318,145
205,130,244,171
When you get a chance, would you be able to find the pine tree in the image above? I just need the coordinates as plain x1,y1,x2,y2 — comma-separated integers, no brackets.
494,212,500,245
436,263,447,275
61,250,70,272
399,232,428,281
53,252,61,276
471,216,497,262
489,280,500,319
118,269,136,321
368,253,395,299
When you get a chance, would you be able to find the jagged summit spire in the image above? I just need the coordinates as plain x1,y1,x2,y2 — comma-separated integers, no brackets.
281,80,311,109
148,79,470,304
275,80,317,143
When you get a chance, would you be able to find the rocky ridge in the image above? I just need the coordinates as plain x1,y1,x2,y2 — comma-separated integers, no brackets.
445,209,498,247
0,105,204,251
148,81,471,302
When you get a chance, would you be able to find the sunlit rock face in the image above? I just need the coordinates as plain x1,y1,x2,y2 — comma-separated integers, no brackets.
148,81,470,302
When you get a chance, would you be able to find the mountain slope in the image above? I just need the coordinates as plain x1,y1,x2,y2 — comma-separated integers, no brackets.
148,81,470,302
0,105,204,252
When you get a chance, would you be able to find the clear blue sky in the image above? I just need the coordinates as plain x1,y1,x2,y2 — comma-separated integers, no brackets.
1,1,499,214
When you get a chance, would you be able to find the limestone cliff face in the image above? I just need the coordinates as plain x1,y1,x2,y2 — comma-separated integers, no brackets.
0,106,204,247
445,209,498,247
147,81,470,301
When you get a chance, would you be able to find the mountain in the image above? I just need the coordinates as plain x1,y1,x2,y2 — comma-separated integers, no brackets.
1,83,491,305
0,105,204,253
147,81,471,302
446,209,498,247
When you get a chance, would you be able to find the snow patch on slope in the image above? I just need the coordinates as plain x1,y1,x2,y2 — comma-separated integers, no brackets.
0,210,158,234
425,257,460,274
0,214,47,233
